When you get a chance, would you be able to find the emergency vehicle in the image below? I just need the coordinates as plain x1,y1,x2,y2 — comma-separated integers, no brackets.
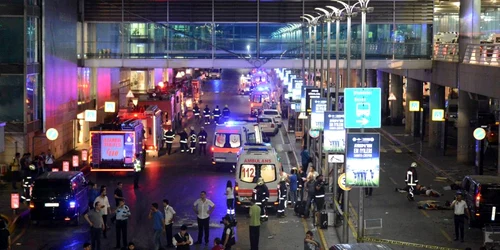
249,89,271,116
211,120,264,169
234,143,282,210
118,105,163,156
89,119,144,172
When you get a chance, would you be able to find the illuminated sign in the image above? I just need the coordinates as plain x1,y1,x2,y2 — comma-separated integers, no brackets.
46,128,59,141
101,135,124,160
72,155,79,167
62,161,70,171
85,110,97,122
11,193,19,209
104,102,116,113
311,98,327,130
345,133,380,188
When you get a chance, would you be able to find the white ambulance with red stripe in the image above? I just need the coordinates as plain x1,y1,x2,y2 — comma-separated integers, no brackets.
234,143,282,210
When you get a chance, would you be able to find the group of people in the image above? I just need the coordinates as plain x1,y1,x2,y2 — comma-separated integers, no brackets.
192,104,230,125
163,126,208,155
9,150,55,190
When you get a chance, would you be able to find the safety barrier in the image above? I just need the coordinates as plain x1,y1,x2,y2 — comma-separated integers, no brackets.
433,43,459,62
463,44,500,66
362,236,462,250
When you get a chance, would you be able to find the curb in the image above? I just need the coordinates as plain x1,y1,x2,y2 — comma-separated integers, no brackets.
0,209,29,233
378,128,458,184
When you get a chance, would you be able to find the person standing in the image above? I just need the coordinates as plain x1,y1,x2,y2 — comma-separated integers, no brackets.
149,203,165,250
224,181,235,216
405,162,419,201
114,182,124,207
277,176,287,218
248,199,261,250
221,215,235,250
203,105,211,125
178,129,189,153
84,201,105,250
45,149,55,172
189,126,197,154
88,182,100,209
133,154,142,189
164,128,175,155
173,224,193,250
300,146,311,171
193,191,215,245
297,166,306,202
163,199,176,248
304,175,316,218
198,127,208,156
253,178,269,221
94,187,111,239
213,105,221,125
10,153,20,190
314,175,326,227
288,168,298,206
115,199,131,249
450,192,470,242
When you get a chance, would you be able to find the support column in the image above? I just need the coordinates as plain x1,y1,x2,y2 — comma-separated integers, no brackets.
367,69,377,88
390,74,404,122
457,90,477,163
405,78,423,135
428,83,445,148
377,70,389,118
459,0,481,61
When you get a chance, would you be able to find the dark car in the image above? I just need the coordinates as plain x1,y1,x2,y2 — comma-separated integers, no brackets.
29,171,88,225
461,175,500,227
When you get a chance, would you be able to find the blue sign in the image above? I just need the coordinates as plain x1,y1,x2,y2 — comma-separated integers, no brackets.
344,88,381,128
323,111,345,153
292,78,303,101
300,86,312,112
311,98,327,130
345,133,380,187
306,88,321,115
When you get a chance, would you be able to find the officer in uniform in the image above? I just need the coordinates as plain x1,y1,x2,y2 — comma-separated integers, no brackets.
277,176,287,218
314,174,326,225
189,126,197,154
405,162,419,201
203,105,211,125
198,127,208,155
163,128,175,155
178,129,189,153
133,153,142,189
253,177,269,221
213,105,221,125
193,104,201,120
222,105,230,118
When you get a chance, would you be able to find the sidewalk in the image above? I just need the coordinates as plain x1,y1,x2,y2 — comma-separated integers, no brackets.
378,125,498,184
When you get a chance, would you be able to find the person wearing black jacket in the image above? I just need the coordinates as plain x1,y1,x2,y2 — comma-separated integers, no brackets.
178,129,189,153
405,162,419,201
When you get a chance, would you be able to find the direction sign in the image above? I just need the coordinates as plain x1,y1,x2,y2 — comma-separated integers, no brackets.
344,88,381,128
328,154,345,163
104,102,116,113
338,173,352,191
85,110,97,122
473,127,486,140
431,109,445,121
409,101,420,112
346,133,380,187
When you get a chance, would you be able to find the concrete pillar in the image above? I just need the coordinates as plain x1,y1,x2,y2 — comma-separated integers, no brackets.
390,74,404,121
377,70,389,117
428,83,445,148
457,90,477,163
405,78,423,134
367,69,377,88
459,0,481,61
350,69,358,88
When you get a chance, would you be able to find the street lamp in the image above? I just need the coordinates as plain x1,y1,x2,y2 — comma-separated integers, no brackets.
357,0,374,88
300,15,313,81
325,6,345,111
303,14,321,86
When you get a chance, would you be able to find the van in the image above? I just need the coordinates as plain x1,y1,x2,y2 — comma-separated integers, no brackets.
461,175,500,227
30,171,88,225
258,115,279,136
234,143,282,210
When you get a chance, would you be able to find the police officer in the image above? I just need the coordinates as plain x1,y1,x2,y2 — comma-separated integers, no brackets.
277,176,287,218
253,178,269,221
222,105,230,118
22,175,33,202
189,126,197,154
198,127,208,155
178,129,189,153
133,154,142,189
314,175,326,226
405,162,419,201
163,128,175,155
203,105,211,125
213,105,221,125
193,104,201,120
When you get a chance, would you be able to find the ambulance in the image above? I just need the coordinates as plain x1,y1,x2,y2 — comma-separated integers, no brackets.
234,143,282,210
249,89,271,117
211,120,265,170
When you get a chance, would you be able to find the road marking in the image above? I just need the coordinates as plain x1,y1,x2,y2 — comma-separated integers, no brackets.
380,167,386,173
420,210,430,218
301,218,309,233
380,146,387,153
440,228,452,242
388,177,398,185
317,228,328,250
388,145,402,153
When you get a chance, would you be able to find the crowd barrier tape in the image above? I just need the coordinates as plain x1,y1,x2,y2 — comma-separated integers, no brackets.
362,236,462,250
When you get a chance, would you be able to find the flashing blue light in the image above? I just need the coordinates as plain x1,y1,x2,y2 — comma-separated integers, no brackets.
69,201,76,208
226,121,235,126
257,87,264,91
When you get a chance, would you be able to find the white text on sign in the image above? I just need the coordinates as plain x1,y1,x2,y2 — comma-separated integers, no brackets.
244,158,272,164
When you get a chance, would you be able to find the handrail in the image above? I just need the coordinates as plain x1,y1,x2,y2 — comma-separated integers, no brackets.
463,44,500,66
433,43,459,62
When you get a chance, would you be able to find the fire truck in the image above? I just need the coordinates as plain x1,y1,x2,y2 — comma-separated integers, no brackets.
89,120,144,172
118,105,163,157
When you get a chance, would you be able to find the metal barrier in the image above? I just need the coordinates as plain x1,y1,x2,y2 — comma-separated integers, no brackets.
433,43,459,62
463,44,500,66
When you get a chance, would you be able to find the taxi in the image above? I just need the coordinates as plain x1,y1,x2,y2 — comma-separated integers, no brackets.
234,143,282,210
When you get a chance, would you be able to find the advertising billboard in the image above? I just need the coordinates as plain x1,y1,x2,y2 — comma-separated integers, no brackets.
345,133,380,187
323,111,345,154
311,98,327,130
292,78,303,101
101,135,124,160
306,88,321,115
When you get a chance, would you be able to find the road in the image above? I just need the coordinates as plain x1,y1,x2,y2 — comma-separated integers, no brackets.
12,69,310,250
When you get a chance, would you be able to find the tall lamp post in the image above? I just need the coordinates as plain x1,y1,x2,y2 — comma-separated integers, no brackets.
300,15,314,84
326,6,345,111
315,8,333,97
358,0,373,87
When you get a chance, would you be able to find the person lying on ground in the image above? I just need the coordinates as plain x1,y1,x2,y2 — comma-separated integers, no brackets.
395,184,442,197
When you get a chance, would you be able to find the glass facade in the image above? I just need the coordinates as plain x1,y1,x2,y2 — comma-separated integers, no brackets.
77,68,91,104
27,17,39,64
0,75,24,123
0,18,24,63
26,74,39,122
434,8,500,40
84,22,433,60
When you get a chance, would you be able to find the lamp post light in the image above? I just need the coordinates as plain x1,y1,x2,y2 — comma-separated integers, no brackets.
300,15,313,82
326,6,345,111
316,7,330,92
358,0,373,88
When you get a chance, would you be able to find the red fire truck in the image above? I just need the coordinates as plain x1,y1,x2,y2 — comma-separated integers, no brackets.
89,119,144,172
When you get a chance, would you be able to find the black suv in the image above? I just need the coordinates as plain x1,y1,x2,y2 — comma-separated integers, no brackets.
30,171,88,225
461,175,500,227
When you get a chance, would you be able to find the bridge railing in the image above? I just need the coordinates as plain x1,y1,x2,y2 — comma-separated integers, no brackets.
463,44,500,66
433,43,459,62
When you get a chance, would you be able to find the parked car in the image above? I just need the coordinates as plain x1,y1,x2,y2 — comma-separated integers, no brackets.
262,109,282,127
461,175,500,227
258,115,279,136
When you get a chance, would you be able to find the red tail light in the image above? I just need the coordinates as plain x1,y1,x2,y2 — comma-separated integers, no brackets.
475,186,481,208
490,133,495,136
271,124,275,128
211,147,214,152
251,103,254,108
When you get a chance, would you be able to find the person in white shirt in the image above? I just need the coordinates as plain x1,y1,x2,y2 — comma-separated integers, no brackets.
94,186,111,239
192,191,215,245
163,199,176,248
45,149,55,171
224,181,235,216
450,192,470,242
